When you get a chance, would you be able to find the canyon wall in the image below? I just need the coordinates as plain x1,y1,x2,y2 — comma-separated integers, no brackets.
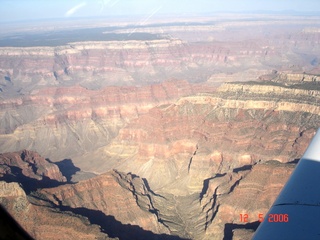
0,149,295,240
65,80,319,238
1,79,319,239
0,38,230,92
78,81,319,188
0,150,66,185
0,181,112,240
1,16,320,239
0,151,185,240
0,150,114,240
0,80,209,161
42,170,169,236
1,24,319,94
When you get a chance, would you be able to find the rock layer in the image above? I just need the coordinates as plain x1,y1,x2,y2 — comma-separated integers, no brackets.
1,16,320,239
1,19,320,93
80,81,318,192
202,161,295,240
0,80,209,161
64,80,319,238
0,181,113,240
0,150,66,185
1,79,319,239
42,170,169,235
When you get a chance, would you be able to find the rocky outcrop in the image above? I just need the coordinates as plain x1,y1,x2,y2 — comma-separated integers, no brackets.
260,71,320,84
56,80,318,239
0,80,209,161
277,73,320,83
218,81,320,98
2,21,319,94
0,38,228,91
78,81,318,192
42,170,169,235
202,161,294,240
1,79,318,239
0,150,184,239
0,150,66,184
0,181,113,240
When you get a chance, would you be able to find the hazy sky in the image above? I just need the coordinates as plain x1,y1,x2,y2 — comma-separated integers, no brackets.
1,0,320,22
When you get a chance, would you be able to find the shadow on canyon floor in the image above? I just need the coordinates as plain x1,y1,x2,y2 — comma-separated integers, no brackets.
54,159,80,182
0,166,64,194
223,221,260,240
233,164,253,173
200,173,226,202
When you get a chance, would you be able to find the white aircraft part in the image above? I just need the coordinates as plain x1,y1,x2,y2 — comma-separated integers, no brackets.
253,129,320,240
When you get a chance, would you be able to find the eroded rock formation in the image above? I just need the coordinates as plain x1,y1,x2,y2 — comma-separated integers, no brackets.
202,161,295,240
0,152,187,240
0,150,66,189
42,170,170,236
1,20,319,93
0,39,228,91
1,79,319,239
64,80,318,238
1,15,320,239
0,80,211,161
80,81,318,191
0,152,115,239
0,181,113,240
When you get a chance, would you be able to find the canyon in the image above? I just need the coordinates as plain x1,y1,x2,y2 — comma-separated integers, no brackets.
1,14,320,240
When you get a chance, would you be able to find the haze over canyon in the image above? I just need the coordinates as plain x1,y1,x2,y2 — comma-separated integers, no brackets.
1,13,320,240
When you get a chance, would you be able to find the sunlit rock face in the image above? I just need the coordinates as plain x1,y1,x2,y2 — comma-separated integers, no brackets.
81,81,318,192
1,16,320,239
0,151,114,240
0,39,223,91
0,80,210,161
201,161,295,240
0,151,169,239
58,80,318,239
1,78,320,239
0,152,172,239
0,181,113,240
42,170,169,235
0,150,66,183
1,22,319,93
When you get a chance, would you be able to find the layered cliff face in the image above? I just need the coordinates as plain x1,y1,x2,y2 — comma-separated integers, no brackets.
0,150,66,189
42,170,170,236
55,79,318,239
1,20,319,94
79,81,319,190
0,150,178,239
0,39,225,92
202,161,295,240
1,15,320,239
139,161,294,240
1,79,319,239
0,151,186,240
0,181,113,240
0,80,208,161
0,152,113,239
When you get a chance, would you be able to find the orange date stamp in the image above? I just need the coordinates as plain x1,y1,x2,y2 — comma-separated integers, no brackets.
240,213,289,223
